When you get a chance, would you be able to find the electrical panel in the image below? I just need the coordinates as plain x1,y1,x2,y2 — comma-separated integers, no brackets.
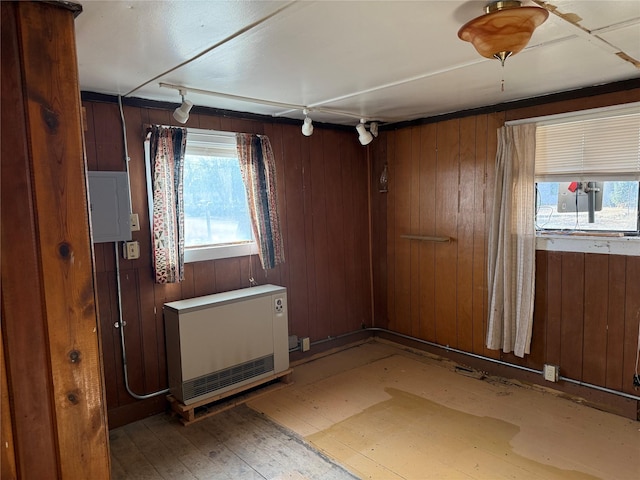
87,171,132,243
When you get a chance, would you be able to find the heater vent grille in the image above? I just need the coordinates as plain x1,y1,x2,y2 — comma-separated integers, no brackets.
182,355,274,402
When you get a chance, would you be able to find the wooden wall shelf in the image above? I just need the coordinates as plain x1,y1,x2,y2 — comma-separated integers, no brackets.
400,234,451,243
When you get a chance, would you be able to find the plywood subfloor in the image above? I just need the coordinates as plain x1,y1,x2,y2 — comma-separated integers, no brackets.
248,340,640,480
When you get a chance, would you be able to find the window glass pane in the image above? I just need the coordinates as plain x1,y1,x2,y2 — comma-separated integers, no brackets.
183,154,253,248
536,181,639,233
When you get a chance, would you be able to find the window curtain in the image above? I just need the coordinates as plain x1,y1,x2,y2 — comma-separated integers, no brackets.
487,124,537,357
149,125,187,283
236,133,285,270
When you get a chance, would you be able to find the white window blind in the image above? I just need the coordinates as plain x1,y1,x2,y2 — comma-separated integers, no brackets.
185,128,237,158
535,109,640,181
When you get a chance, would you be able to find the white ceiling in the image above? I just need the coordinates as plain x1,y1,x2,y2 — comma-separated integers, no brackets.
74,0,640,126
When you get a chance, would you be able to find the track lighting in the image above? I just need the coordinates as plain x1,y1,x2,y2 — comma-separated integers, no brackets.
369,122,379,138
301,108,314,136
173,90,193,124
356,120,373,146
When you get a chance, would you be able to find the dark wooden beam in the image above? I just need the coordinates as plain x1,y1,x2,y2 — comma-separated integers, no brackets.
1,1,111,477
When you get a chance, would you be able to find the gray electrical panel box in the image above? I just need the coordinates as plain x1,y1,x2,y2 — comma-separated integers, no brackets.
87,171,131,243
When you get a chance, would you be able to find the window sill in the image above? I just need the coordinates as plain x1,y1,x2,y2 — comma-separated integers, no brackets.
184,242,258,263
535,233,640,256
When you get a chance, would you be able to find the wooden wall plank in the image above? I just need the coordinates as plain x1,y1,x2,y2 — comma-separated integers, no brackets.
434,119,459,348
192,261,216,297
96,272,119,407
213,258,243,293
386,131,397,331
301,133,318,337
582,254,609,386
418,124,437,342
372,132,388,328
622,256,640,394
409,127,422,337
456,116,476,352
545,253,563,366
323,130,349,335
528,251,547,370
393,128,413,335
84,102,98,170
92,101,125,171
605,255,626,391
560,253,585,380
305,132,331,339
340,133,359,332
282,124,310,338
353,138,372,330
472,114,488,355
119,269,147,394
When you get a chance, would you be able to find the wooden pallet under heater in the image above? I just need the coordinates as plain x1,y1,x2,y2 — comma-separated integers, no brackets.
168,368,293,425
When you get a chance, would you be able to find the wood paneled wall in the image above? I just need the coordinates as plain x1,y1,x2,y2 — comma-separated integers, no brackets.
374,87,640,405
83,101,372,427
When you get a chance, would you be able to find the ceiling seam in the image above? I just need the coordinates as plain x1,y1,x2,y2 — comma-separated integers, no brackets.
272,57,487,120
123,0,299,97
533,0,640,68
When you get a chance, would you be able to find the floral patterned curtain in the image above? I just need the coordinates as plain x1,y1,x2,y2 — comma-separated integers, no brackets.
236,133,285,270
149,126,187,283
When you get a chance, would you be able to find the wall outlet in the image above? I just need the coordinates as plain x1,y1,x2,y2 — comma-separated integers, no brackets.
543,364,559,382
123,241,140,260
300,337,310,352
274,297,284,314
130,213,140,231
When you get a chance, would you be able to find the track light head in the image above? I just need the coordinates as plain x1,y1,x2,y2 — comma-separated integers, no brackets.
356,121,373,146
369,122,379,138
173,92,193,124
301,109,314,136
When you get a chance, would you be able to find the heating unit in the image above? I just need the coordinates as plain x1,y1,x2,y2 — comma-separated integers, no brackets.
164,284,288,405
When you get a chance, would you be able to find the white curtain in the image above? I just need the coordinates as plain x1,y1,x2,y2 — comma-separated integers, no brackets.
487,124,537,357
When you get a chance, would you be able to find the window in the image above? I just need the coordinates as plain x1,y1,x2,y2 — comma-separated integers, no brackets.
535,180,639,233
533,104,640,236
182,129,256,262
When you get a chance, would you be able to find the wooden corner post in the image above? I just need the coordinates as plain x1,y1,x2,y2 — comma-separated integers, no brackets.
1,1,111,478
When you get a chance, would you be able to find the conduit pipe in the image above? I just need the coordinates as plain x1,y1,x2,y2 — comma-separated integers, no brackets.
295,327,640,402
114,238,169,400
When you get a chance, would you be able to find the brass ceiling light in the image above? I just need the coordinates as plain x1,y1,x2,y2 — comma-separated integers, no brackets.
458,1,549,66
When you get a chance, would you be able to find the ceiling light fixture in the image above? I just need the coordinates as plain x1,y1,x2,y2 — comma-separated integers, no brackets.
457,1,548,67
301,108,314,136
369,122,379,138
356,120,374,146
173,89,193,124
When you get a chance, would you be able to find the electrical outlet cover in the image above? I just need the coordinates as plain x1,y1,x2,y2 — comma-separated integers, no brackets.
543,364,558,382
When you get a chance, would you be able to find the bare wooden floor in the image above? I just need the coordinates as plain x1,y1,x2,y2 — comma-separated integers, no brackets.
109,402,357,480
111,340,639,480
248,340,640,480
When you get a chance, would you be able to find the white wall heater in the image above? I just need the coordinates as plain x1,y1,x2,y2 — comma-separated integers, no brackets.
164,284,289,405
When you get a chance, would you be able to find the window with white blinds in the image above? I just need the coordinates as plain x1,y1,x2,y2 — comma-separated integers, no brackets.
535,108,640,182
